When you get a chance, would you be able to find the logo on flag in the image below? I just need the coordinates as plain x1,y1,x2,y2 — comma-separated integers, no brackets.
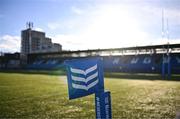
70,64,98,91
65,58,104,99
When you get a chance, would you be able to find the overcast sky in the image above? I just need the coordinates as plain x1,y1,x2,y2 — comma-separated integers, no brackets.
0,0,180,52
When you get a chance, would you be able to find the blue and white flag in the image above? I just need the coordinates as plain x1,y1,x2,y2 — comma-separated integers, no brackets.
65,57,104,99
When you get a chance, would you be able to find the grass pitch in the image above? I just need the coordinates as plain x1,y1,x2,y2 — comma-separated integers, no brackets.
0,72,180,118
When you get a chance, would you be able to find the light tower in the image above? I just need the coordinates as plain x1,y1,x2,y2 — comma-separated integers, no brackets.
166,18,171,79
161,9,165,79
161,10,171,80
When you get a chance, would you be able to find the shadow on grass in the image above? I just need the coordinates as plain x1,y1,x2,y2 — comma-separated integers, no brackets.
0,69,180,81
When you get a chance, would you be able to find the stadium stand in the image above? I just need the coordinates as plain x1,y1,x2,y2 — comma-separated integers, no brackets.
103,54,177,73
26,53,180,74
26,59,64,70
0,53,20,69
1,44,180,75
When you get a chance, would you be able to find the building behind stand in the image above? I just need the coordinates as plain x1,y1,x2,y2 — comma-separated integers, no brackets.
21,22,62,54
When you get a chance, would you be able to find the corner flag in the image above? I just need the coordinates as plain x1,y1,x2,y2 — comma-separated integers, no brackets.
65,57,104,99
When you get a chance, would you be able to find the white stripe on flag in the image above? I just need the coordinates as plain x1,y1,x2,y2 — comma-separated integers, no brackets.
72,83,89,90
71,71,98,83
86,72,98,82
72,79,99,91
70,68,85,75
71,75,85,82
87,79,98,90
70,64,97,75
85,64,97,75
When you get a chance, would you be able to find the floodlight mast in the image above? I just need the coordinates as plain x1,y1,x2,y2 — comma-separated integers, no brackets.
161,9,165,79
166,18,171,79
161,9,171,80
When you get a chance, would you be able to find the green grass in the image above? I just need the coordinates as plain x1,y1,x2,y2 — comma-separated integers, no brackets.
0,72,180,118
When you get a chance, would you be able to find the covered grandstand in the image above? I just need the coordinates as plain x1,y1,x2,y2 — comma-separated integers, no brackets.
26,43,180,76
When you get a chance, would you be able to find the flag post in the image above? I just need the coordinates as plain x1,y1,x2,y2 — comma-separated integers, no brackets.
95,91,112,119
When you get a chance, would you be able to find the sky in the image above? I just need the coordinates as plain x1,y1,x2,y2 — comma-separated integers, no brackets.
0,0,180,53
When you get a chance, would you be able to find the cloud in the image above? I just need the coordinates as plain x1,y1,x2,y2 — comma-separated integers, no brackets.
140,4,180,25
151,38,180,45
0,35,20,53
47,6,89,31
47,21,75,31
165,8,180,25
49,4,180,51
34,27,43,32
47,18,86,31
52,34,85,50
51,4,153,50
71,6,84,15
47,22,60,30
